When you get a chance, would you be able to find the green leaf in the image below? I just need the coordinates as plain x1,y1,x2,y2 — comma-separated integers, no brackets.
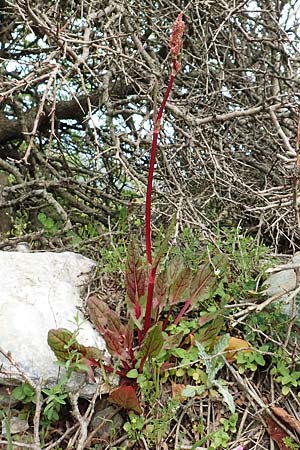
196,314,224,348
153,215,176,268
213,380,235,414
181,385,197,397
126,369,139,379
169,266,192,305
189,254,228,305
109,386,142,414
137,322,164,362
125,240,146,306
48,328,75,361
153,269,168,310
282,385,290,396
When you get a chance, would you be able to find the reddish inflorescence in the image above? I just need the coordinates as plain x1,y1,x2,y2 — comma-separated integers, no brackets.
169,13,185,62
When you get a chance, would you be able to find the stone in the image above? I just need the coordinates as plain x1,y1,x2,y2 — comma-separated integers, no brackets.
90,403,124,441
266,252,300,316
0,251,112,398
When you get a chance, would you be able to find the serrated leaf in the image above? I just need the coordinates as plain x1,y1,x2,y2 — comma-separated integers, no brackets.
125,240,146,310
153,215,176,268
137,322,163,362
109,386,142,414
169,266,192,305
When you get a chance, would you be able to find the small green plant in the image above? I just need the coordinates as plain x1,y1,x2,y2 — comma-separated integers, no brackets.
271,358,300,396
236,347,267,374
188,414,238,450
283,437,300,450
13,383,36,405
123,413,145,441
182,336,235,414
42,379,68,422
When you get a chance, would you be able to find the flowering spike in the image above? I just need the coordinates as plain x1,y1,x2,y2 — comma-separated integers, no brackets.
169,13,185,64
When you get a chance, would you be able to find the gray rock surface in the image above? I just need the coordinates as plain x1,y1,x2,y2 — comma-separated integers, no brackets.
266,252,300,316
0,251,110,397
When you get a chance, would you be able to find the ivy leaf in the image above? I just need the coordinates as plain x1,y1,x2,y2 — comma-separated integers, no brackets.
109,386,142,414
125,240,146,311
137,322,163,362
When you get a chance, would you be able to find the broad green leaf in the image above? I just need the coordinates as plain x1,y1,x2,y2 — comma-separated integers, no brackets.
169,266,192,305
153,215,176,268
47,329,104,372
87,295,133,363
109,386,142,414
190,254,228,305
137,322,164,362
125,240,146,307
196,314,224,348
48,328,75,361
167,255,185,285
153,269,168,310
126,368,139,378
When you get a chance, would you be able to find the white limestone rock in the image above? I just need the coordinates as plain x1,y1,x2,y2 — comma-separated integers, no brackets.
0,251,110,397
266,252,300,316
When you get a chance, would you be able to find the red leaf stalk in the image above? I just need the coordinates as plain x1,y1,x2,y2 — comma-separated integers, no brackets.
144,13,184,336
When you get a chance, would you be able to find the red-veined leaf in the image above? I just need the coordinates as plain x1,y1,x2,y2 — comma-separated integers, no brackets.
109,386,142,414
125,240,146,309
87,296,133,363
137,322,163,362
196,314,224,348
190,254,227,304
169,266,192,305
153,215,176,268
153,269,168,310
167,255,185,285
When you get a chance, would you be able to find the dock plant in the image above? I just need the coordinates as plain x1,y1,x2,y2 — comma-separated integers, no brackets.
48,13,227,414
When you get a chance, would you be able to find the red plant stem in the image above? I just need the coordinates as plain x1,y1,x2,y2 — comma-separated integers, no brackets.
144,65,177,336
103,364,124,377
173,298,192,326
145,69,176,265
143,265,157,336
